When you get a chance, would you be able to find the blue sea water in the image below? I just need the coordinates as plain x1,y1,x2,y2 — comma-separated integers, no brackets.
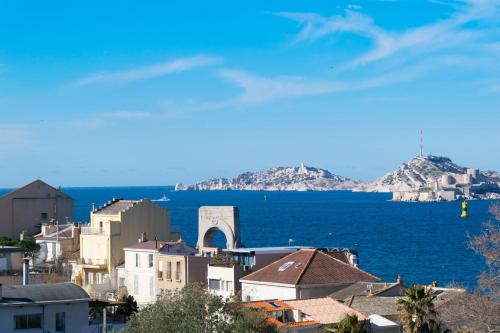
2,186,496,289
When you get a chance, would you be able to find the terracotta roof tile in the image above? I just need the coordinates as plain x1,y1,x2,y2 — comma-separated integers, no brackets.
285,297,366,324
240,249,379,285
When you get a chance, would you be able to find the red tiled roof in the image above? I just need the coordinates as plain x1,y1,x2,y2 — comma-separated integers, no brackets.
240,249,379,285
243,300,292,312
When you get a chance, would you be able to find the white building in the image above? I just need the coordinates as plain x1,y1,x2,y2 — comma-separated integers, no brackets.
0,282,90,333
240,249,379,302
207,246,308,299
121,240,169,306
120,239,205,306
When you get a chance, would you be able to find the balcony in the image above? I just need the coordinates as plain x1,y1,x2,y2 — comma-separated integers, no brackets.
79,258,107,268
81,227,106,235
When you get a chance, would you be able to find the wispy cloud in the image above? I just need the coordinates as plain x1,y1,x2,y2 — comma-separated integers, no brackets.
213,65,430,107
70,55,220,86
277,0,500,67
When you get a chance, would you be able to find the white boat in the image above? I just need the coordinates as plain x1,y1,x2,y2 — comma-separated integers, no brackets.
152,195,170,202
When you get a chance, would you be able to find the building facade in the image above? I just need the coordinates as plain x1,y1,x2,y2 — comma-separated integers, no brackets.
120,240,208,306
207,247,306,299
0,180,74,239
77,199,178,297
0,282,90,333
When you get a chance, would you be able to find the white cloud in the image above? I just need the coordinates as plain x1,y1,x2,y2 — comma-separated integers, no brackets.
277,1,500,67
0,125,36,153
102,111,154,119
70,55,220,86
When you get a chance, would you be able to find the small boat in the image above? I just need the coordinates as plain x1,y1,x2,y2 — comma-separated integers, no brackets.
153,195,170,202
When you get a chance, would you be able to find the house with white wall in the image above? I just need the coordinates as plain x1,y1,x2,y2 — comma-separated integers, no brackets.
120,239,205,306
0,282,90,333
207,246,307,299
240,249,379,302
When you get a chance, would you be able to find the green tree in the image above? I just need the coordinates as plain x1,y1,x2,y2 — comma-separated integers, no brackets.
123,284,279,333
0,236,17,246
323,313,367,333
116,295,138,320
398,285,448,333
18,236,41,258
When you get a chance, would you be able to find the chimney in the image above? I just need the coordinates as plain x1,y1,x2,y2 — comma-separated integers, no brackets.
141,232,147,243
155,236,158,249
397,274,403,285
431,281,438,288
20,231,25,241
23,257,29,286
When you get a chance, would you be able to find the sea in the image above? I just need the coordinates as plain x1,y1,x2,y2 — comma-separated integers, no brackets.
2,186,497,289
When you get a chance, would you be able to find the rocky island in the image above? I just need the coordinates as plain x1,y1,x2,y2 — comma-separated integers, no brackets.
175,157,500,201
175,163,364,191
362,155,500,201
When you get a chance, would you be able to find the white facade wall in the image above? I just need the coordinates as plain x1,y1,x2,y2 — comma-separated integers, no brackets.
124,249,157,306
0,302,89,333
241,281,297,301
207,265,237,299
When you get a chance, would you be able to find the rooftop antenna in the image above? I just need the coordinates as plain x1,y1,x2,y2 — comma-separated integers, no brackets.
420,129,424,157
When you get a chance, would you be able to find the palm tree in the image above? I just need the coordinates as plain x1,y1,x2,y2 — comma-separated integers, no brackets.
324,313,367,333
398,285,443,333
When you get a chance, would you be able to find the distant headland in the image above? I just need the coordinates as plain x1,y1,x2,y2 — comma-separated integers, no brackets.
175,157,500,201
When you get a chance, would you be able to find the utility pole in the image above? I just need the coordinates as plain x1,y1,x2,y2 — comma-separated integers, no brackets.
102,307,107,333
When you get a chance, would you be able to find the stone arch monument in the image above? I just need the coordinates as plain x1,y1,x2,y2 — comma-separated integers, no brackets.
197,206,241,250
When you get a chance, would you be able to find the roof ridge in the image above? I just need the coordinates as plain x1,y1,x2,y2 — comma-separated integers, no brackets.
240,250,299,281
295,250,317,285
316,250,380,281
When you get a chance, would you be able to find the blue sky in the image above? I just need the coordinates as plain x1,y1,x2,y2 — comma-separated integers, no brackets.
1,0,499,187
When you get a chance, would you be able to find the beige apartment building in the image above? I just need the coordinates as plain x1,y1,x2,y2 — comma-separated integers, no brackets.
77,198,178,296
0,180,74,239
156,241,209,297
119,240,208,306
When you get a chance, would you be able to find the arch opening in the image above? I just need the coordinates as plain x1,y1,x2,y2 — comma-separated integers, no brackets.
203,227,229,249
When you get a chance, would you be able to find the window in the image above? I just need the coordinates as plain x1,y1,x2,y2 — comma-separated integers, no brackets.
209,279,220,291
55,312,65,332
166,261,172,280
14,314,42,329
149,276,154,297
135,253,140,267
175,261,181,281
134,275,139,295
41,212,48,219
148,254,154,268
278,261,294,272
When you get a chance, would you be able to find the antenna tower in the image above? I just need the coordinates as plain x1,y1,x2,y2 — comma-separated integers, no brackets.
420,130,424,157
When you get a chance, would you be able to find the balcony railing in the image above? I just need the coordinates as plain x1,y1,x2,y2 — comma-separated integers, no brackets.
79,258,107,266
81,227,106,235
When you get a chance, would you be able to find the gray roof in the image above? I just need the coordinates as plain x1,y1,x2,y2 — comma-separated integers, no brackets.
0,246,24,254
329,282,404,301
0,283,90,305
94,199,139,215
349,296,401,317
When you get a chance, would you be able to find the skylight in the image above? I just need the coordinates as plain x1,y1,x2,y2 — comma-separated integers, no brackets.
278,261,294,272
